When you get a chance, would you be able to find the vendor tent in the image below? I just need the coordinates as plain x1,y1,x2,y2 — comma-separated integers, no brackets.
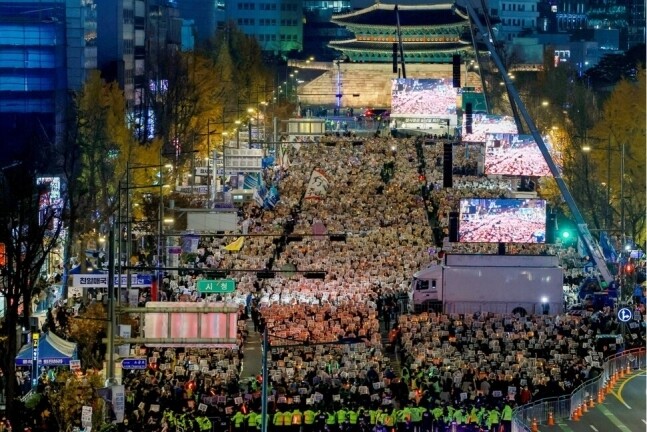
16,332,78,366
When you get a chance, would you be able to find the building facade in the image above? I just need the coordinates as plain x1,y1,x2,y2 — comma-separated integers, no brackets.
224,0,303,57
0,0,96,163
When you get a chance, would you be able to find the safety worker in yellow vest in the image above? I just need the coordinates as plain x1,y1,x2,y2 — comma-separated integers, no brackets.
369,406,382,427
246,410,258,432
501,402,514,432
196,416,212,432
291,408,303,432
325,408,337,432
382,408,396,429
232,410,247,431
255,412,269,431
487,407,501,432
410,404,426,432
272,409,284,430
302,407,317,432
348,405,359,427
281,409,293,430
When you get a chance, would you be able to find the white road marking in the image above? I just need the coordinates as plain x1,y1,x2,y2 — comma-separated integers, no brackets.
590,426,598,432
642,419,647,425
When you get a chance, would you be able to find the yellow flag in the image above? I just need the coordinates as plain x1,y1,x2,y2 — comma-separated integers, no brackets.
224,237,244,252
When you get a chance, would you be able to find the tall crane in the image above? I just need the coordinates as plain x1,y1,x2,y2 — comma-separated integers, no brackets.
457,0,614,285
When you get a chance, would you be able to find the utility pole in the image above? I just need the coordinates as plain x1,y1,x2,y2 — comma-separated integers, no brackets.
106,228,116,385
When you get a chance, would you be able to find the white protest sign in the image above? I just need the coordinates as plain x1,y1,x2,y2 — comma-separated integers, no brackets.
81,406,92,428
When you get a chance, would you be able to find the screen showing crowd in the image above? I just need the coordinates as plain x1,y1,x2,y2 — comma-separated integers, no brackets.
391,78,457,117
484,133,554,177
461,114,518,142
458,198,547,243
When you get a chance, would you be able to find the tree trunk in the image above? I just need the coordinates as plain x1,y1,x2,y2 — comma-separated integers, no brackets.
4,305,19,421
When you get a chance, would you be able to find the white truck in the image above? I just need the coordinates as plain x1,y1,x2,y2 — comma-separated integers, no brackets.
410,254,564,315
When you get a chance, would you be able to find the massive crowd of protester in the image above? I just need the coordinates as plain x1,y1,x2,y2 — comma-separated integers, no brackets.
21,133,645,432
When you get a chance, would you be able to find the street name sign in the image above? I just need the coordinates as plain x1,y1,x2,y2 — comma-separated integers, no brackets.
197,279,236,293
121,358,147,370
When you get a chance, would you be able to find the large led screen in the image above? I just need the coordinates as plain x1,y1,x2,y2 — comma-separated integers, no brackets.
484,133,554,177
461,114,518,142
391,78,457,116
458,198,547,243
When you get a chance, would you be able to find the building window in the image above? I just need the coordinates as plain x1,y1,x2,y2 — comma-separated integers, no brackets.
237,2,243,9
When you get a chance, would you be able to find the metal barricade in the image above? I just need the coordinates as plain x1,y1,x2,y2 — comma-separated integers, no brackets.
512,347,645,432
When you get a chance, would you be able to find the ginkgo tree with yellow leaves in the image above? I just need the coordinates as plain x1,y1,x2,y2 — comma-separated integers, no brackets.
588,70,646,245
60,72,165,293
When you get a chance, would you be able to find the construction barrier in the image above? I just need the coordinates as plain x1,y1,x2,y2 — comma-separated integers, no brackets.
511,347,645,432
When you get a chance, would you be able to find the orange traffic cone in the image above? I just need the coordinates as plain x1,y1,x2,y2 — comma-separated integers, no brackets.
620,366,625,378
547,411,555,426
531,418,539,432
589,395,595,408
582,400,588,413
626,363,632,375
598,389,604,404
572,404,580,421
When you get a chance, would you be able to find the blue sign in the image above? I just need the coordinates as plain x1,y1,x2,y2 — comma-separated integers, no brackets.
121,358,147,370
617,308,633,323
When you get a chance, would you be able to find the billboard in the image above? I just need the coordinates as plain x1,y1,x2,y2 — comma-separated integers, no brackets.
484,133,556,177
458,198,547,243
143,302,239,348
391,78,457,117
461,114,518,142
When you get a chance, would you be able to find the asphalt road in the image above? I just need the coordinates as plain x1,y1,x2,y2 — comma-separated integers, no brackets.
555,371,647,432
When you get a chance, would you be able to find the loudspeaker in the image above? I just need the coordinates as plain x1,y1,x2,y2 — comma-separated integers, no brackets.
449,212,459,242
443,142,453,188
393,43,398,74
465,102,473,134
452,54,461,88
546,212,557,243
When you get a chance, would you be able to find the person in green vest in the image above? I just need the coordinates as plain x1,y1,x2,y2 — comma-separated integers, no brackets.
487,407,501,432
452,405,465,425
348,405,359,427
325,408,337,432
502,402,514,432
231,409,246,430
382,407,396,429
246,410,258,432
467,405,479,426
431,404,443,429
369,406,382,426
302,407,317,432
282,409,293,430
163,410,176,428
396,406,413,432
336,406,348,426
291,408,303,432
255,412,269,431
410,404,426,431
272,409,284,430
196,416,212,432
